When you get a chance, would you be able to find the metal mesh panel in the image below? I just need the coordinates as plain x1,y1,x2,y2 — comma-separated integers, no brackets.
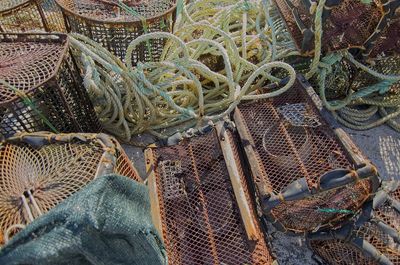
309,183,400,265
0,33,101,137
273,0,385,54
234,77,374,233
146,129,274,265
56,0,176,64
0,132,141,245
0,0,66,32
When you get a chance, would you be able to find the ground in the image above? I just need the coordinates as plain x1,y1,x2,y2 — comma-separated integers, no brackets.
122,124,399,265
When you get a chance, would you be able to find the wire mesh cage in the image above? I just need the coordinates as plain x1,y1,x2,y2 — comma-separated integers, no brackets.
308,181,400,265
0,131,141,245
273,0,399,56
144,125,275,265
0,33,101,138
233,75,380,233
56,0,177,64
0,0,66,32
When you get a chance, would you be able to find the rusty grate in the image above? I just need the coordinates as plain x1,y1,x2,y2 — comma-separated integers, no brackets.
0,33,101,137
145,126,275,265
0,0,66,32
308,181,400,265
272,0,396,56
234,75,378,233
56,0,176,64
0,132,141,245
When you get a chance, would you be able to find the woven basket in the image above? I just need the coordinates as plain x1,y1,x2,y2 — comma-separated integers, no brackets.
0,0,66,32
56,0,176,64
0,33,101,137
0,132,141,245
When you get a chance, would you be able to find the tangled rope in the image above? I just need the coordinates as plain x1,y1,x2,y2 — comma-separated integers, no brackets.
69,0,297,142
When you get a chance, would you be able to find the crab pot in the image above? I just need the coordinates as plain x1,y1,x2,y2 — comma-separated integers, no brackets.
233,75,380,233
308,181,400,265
56,0,176,64
0,132,141,245
0,33,101,138
0,0,66,32
145,125,275,265
273,0,398,56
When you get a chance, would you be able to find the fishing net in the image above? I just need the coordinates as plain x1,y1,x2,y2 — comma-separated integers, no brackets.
144,126,275,264
233,76,379,233
0,174,167,265
0,33,101,137
56,0,177,64
0,132,141,245
273,0,398,57
308,181,400,265
0,0,66,32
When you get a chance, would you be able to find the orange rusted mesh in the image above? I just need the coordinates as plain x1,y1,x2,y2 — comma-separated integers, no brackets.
0,0,66,32
146,128,275,265
273,0,388,55
234,77,376,233
0,132,141,245
0,33,101,137
56,0,176,64
309,182,400,265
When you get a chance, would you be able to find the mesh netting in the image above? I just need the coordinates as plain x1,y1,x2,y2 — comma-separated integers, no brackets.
0,0,65,32
309,182,400,265
368,16,400,58
146,128,274,265
273,0,388,54
0,33,101,137
0,132,140,245
56,0,176,64
234,77,375,233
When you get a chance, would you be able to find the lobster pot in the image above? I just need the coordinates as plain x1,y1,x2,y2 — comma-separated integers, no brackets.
233,75,380,233
308,181,400,265
0,0,66,32
273,0,398,57
145,125,275,265
56,0,176,64
0,33,101,138
0,132,141,245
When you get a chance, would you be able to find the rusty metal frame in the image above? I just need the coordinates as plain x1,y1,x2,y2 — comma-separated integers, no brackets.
145,124,275,265
233,74,380,233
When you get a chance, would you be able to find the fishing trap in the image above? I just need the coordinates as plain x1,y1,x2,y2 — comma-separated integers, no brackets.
233,75,380,233
273,0,400,57
145,125,275,265
308,181,400,265
0,33,101,138
0,0,66,32
56,0,177,64
0,132,141,245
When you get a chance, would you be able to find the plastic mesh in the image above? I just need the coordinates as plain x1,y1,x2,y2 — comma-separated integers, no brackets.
235,78,373,232
0,132,141,245
56,0,176,64
0,0,65,32
273,0,383,53
148,129,274,265
309,184,400,265
0,33,101,137
368,17,400,58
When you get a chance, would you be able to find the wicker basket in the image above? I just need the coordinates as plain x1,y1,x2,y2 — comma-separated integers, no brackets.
0,0,66,32
0,33,101,138
233,75,380,233
308,181,400,265
0,132,141,245
56,0,176,64
145,124,275,265
273,0,399,57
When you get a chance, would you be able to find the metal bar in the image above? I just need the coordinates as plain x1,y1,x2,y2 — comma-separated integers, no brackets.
144,148,164,242
215,123,259,241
